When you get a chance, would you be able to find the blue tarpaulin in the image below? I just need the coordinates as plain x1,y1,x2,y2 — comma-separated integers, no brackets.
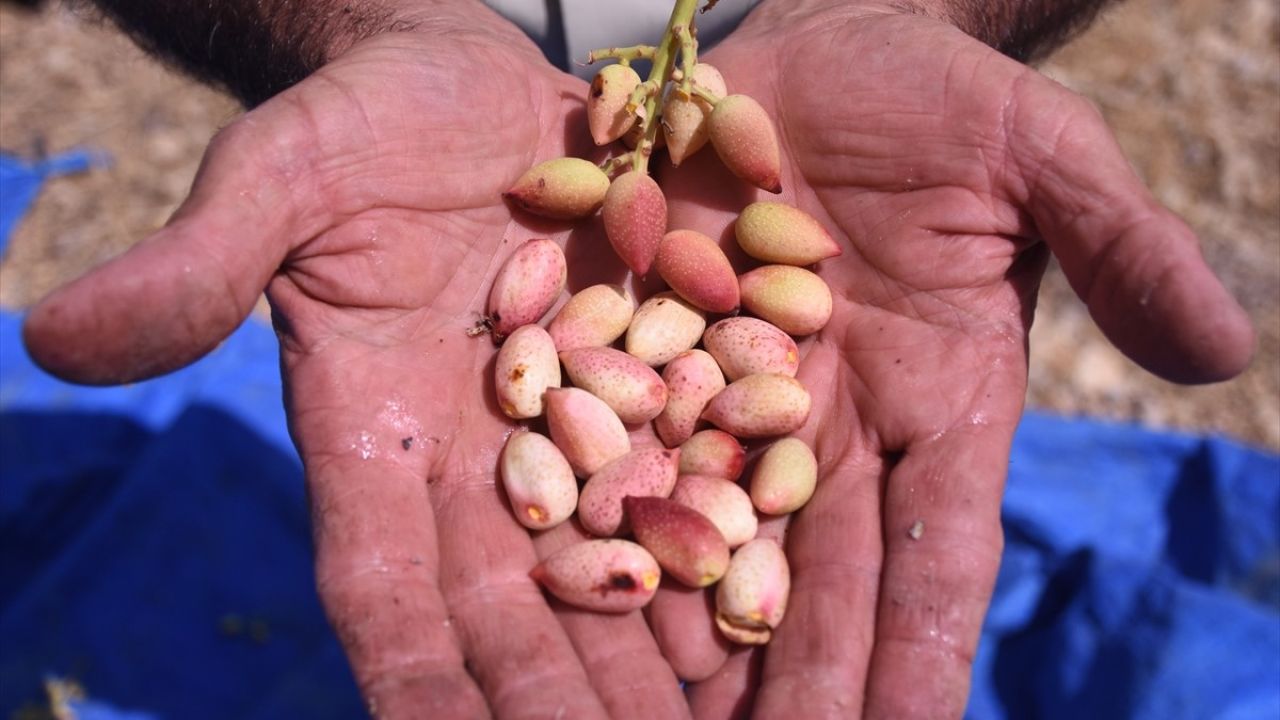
1,153,1277,719
0,152,108,253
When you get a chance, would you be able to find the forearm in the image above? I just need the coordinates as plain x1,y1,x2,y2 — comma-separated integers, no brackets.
931,0,1114,63
82,0,521,106
743,0,1114,63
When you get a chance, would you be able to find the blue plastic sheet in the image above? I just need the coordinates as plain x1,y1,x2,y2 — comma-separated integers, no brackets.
1,162,1277,718
2,310,1276,718
0,152,107,252
970,415,1280,719
0,312,364,719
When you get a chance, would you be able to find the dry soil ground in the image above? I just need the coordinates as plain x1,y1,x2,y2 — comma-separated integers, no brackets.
1,0,1277,449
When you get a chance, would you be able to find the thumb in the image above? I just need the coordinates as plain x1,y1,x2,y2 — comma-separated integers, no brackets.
23,99,328,385
1009,78,1254,384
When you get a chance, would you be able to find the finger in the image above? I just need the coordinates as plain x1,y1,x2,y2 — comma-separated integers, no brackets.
1005,74,1254,382
645,579,731,682
23,94,330,385
685,647,763,720
861,415,1016,719
749,442,886,718
433,472,611,719
307,444,489,719
283,325,511,718
534,524,693,720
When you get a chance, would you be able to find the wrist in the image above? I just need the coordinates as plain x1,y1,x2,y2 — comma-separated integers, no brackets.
89,0,534,107
739,0,1111,63
732,1,913,38
319,0,540,65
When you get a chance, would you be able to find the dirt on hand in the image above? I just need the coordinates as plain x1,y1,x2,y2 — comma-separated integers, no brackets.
0,0,1275,448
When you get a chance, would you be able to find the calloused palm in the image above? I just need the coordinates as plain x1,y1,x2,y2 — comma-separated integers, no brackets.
649,8,1254,719
22,24,694,720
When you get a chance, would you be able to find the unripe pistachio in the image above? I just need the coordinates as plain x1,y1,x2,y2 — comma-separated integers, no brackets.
653,349,725,447
602,170,668,277
678,429,745,481
749,438,818,515
588,64,643,145
500,431,577,529
625,292,706,367
735,202,842,265
709,95,782,194
578,447,681,537
503,158,610,220
486,239,566,340
715,538,791,645
547,283,635,352
669,475,758,547
664,63,728,166
654,229,740,314
702,374,811,438
545,387,631,477
559,347,667,424
530,539,660,612
494,325,561,419
702,317,799,381
625,496,730,587
738,265,834,336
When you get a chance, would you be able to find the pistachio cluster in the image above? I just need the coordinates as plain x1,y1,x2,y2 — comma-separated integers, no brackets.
486,0,840,647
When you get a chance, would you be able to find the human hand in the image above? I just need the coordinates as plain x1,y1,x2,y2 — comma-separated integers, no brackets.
646,3,1255,717
21,11,694,719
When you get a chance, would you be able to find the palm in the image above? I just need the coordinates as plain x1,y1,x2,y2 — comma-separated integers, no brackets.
27,30,691,720
23,7,1251,720
273,37,560,464
659,10,1248,718
266,36,702,719
742,16,1037,716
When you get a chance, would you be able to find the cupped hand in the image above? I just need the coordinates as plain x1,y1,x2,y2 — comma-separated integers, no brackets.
651,5,1254,718
22,17,692,720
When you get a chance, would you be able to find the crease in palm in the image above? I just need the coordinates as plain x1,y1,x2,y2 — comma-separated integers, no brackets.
283,14,1028,711
14,0,1252,714
65,8,1233,718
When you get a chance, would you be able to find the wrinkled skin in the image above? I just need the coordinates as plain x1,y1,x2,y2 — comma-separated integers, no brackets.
24,23,688,720
21,4,1252,720
649,7,1254,719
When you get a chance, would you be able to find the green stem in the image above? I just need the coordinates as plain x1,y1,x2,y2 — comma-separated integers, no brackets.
690,84,722,106
585,44,658,65
675,25,697,99
626,79,662,115
631,0,701,174
599,154,636,178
